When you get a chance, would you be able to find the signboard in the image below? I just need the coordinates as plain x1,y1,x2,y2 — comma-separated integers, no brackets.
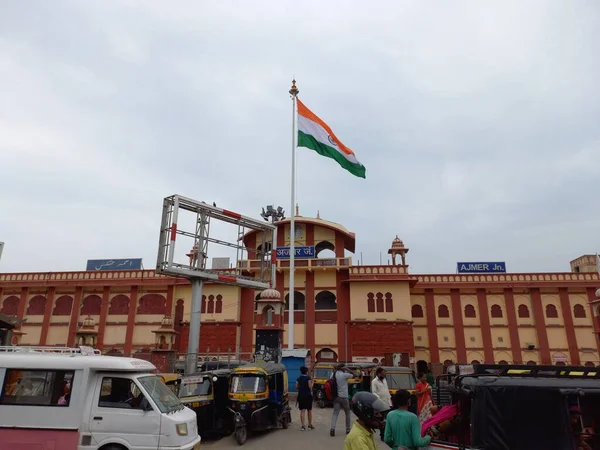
211,257,230,269
457,262,506,273
276,246,315,259
86,258,143,271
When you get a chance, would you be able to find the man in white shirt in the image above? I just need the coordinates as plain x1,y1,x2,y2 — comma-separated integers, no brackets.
371,367,392,408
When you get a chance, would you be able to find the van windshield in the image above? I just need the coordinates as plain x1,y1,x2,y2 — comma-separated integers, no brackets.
138,375,183,414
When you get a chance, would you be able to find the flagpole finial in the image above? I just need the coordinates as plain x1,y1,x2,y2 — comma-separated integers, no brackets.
296,203,299,216
289,79,299,97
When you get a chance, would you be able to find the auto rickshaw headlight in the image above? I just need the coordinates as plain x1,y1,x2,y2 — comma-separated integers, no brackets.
176,423,188,436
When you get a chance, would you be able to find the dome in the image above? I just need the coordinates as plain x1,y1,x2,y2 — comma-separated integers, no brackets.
82,315,95,328
391,235,405,249
259,288,281,300
160,315,174,328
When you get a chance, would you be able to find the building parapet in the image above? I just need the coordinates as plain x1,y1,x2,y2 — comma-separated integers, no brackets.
238,257,352,272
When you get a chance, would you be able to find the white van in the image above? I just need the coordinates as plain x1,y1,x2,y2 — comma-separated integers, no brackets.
0,346,201,450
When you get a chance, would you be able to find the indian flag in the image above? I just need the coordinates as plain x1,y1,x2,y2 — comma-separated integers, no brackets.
297,99,366,178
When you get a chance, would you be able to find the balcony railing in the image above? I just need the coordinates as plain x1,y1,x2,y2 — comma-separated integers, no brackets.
237,257,352,271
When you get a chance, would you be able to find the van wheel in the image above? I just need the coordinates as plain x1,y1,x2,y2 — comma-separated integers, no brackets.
235,427,247,445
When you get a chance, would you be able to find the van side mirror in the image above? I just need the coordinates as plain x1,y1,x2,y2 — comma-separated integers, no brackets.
139,397,153,412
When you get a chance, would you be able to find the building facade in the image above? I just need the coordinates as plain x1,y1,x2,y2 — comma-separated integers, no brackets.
1,213,599,369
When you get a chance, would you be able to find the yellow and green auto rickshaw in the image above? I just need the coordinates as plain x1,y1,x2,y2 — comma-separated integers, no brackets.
227,362,291,445
312,362,336,408
160,373,182,395
346,362,377,398
380,366,417,414
178,369,234,437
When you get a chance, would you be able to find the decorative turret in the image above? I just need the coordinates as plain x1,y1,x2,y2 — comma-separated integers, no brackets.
76,315,98,347
388,236,409,266
152,315,178,351
256,288,284,329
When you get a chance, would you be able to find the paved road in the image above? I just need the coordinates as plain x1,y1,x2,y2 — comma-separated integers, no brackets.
201,402,388,449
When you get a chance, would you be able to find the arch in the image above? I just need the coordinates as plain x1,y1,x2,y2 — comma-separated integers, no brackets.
201,295,207,314
411,305,424,318
261,305,275,326
470,360,481,365
372,358,379,364
315,241,335,258
518,304,530,318
108,295,129,315
1,296,19,316
443,359,454,367
555,361,566,366
573,304,586,318
527,360,537,366
255,242,273,260
207,295,215,314
384,292,393,313
215,295,223,314
315,347,338,362
438,305,450,318
81,295,102,315
284,291,305,310
26,295,46,315
137,293,167,315
490,304,503,318
545,304,558,318
498,360,508,365
53,295,73,316
464,304,476,318
367,293,375,313
584,361,596,367
175,299,184,325
376,293,384,313
315,291,337,310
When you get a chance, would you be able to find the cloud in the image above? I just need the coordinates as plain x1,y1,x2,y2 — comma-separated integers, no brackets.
0,0,599,275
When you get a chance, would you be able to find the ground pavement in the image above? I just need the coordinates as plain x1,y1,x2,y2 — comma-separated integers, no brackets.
201,400,388,449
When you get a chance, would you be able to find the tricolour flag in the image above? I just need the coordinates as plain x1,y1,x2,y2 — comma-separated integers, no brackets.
297,99,366,178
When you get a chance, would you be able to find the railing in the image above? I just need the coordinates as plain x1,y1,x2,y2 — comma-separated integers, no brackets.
238,257,351,271
0,346,101,355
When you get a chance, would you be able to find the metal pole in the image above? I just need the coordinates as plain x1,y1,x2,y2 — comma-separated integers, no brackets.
186,278,204,374
288,79,299,350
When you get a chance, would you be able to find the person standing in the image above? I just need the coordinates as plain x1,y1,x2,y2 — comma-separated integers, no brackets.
344,392,388,450
415,372,433,415
384,390,432,450
330,364,359,437
371,367,392,408
295,366,314,431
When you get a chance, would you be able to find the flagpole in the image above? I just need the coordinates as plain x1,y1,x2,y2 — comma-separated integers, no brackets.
288,79,299,350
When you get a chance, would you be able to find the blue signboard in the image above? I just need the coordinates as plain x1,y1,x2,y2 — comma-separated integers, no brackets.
457,262,506,273
86,258,143,271
276,246,315,259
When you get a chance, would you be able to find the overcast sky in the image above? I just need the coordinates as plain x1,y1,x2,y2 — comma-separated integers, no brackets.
1,0,599,275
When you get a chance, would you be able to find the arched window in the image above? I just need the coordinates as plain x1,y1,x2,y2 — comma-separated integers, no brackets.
438,305,450,318
376,293,384,313
556,361,566,366
384,292,393,313
464,304,476,318
367,293,375,313
215,295,223,314
54,295,74,316
201,295,206,313
27,295,46,315
315,241,335,258
545,304,558,318
137,294,166,315
262,305,274,326
284,291,305,310
207,295,215,314
585,361,596,367
527,360,537,366
490,304,503,318
470,360,481,365
411,305,424,318
498,360,508,365
315,291,337,310
1,296,19,316
573,304,586,318
518,304,530,318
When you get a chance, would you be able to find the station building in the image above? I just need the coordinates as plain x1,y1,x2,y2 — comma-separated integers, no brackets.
1,211,599,369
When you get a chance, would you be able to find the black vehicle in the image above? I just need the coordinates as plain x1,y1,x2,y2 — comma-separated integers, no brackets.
227,362,291,445
178,369,234,437
432,364,600,450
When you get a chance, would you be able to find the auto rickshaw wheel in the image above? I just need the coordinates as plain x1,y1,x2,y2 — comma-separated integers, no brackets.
235,426,247,445
281,413,289,429
317,399,325,408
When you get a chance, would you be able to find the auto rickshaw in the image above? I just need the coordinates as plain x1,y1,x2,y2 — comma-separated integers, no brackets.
379,366,417,413
174,359,248,374
345,362,377,399
178,369,234,436
227,362,291,445
159,373,182,395
312,362,335,408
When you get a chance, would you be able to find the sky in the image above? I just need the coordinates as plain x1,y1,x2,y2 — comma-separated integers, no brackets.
1,0,599,275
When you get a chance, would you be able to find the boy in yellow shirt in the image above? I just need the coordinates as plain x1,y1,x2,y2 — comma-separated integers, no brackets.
344,392,389,450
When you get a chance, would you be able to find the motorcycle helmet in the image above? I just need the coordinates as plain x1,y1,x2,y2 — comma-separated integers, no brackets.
351,391,389,430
